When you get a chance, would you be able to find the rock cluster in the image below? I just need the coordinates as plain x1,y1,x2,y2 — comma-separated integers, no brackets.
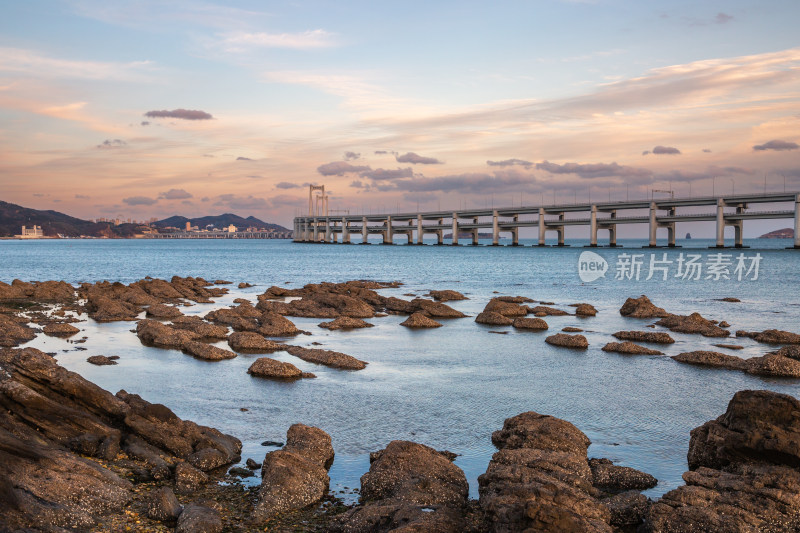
655,312,729,337
602,342,663,355
285,346,368,370
737,328,800,344
318,316,374,330
619,295,669,318
427,289,468,302
672,349,800,377
227,331,284,353
545,333,589,349
613,330,674,344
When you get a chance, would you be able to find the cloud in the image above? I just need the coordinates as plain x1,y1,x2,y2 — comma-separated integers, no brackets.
140,121,150,126
350,180,365,188
394,172,535,195
144,109,213,120
535,161,652,179
75,194,90,199
715,12,734,24
344,151,360,160
276,181,302,189
360,167,413,181
703,149,712,153
158,188,192,200
32,193,46,197
652,145,681,155
0,47,154,81
214,194,267,210
753,139,799,151
236,156,253,161
374,150,398,155
396,152,442,165
123,196,158,206
217,29,338,53
487,159,533,169
317,161,372,176
642,150,651,156
97,139,127,149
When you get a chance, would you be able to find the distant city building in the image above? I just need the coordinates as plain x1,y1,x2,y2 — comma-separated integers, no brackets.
186,221,191,232
18,225,44,238
227,224,237,233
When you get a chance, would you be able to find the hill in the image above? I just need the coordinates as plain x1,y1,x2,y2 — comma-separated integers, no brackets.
759,228,794,239
154,213,289,232
0,201,121,237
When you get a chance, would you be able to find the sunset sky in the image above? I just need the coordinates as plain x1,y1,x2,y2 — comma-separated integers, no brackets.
1,0,799,228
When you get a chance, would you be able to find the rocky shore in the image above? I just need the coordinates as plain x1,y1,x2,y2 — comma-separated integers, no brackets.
3,278,800,531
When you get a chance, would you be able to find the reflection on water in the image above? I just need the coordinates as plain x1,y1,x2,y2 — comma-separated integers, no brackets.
4,238,800,500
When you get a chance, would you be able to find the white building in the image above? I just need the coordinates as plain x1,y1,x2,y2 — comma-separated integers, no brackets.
17,225,44,238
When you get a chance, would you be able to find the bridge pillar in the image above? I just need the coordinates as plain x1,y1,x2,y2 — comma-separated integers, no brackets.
417,215,424,244
538,208,546,246
383,216,393,244
492,210,499,245
714,199,726,248
794,193,800,248
666,208,677,248
451,213,459,245
472,217,480,245
512,214,519,246
342,217,350,244
313,218,319,242
361,216,369,244
608,210,618,247
436,219,444,245
324,218,331,243
556,214,567,246
589,205,598,247
647,202,658,247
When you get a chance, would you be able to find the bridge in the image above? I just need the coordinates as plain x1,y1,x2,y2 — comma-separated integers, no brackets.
293,191,800,248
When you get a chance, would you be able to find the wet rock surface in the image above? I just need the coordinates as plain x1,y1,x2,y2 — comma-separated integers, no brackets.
182,340,238,361
573,303,598,316
737,328,800,345
602,341,663,355
175,504,222,533
512,317,549,330
87,354,118,365
545,333,589,349
656,312,729,337
619,295,669,318
528,305,570,316
319,316,374,330
671,350,748,370
0,313,37,347
247,357,315,380
42,322,81,337
475,311,514,326
400,312,443,328
613,330,674,344
286,345,367,370
589,458,657,492
484,298,528,317
227,331,284,353
428,289,468,301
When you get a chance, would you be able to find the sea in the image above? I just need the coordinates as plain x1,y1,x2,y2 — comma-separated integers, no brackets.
1,236,799,501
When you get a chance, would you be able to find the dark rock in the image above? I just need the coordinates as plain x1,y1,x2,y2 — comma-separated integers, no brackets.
773,345,800,360
671,351,747,371
512,317,548,330
145,303,184,319
261,440,284,447
285,345,367,370
246,458,260,469
612,330,674,344
318,316,374,330
655,312,729,337
175,462,209,494
619,295,669,318
187,447,229,471
175,504,222,533
495,295,534,303
712,343,744,350
745,353,800,378
589,458,657,492
718,320,731,328
227,331,283,353
603,491,649,529
170,315,228,340
428,290,468,302
717,297,741,302
475,311,513,326
574,303,597,316
528,305,569,316
742,329,800,345
545,333,589,349
484,298,528,317
259,311,303,337
136,319,199,349
0,314,37,347
87,355,118,366
145,486,182,523
400,312,443,328
602,342,663,355
43,322,80,337
182,340,238,361
562,326,584,332
238,282,253,288
229,466,255,477
247,357,313,380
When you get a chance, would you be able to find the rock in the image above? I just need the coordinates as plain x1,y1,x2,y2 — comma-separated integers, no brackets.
647,390,800,532
175,462,209,494
31,280,76,302
479,411,612,532
400,313,443,328
0,314,36,347
204,307,258,331
238,282,253,288
619,295,669,318
512,317,548,330
484,298,528,317
712,343,744,350
601,342,663,355
175,504,222,533
136,319,199,349
259,311,303,337
603,491,650,529
475,311,513,326
718,321,731,328
182,340,238,361
335,440,468,532
214,279,232,285
285,346,367,370
145,486,182,523
229,466,254,477
743,329,800,345
773,345,800,360
187,447,229,471
318,316,374,330
145,303,184,319
87,355,118,366
589,458,657,492
247,357,314,380
254,424,334,519
671,351,747,371
745,353,800,378
495,295,534,303
545,333,589,349
612,331,674,344
717,297,741,302
562,326,584,332
574,303,597,316
655,312,729,337
87,295,142,322
414,299,467,318
246,458,260,469
42,322,80,337
171,316,229,340
528,305,569,316
227,331,283,353
428,290,468,302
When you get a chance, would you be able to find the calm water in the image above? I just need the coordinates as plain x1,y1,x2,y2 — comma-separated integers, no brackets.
2,237,799,501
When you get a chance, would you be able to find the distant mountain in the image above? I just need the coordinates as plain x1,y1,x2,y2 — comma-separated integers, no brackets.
0,200,131,238
154,213,290,232
759,228,794,239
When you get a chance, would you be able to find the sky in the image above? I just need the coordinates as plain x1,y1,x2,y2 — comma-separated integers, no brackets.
1,0,799,229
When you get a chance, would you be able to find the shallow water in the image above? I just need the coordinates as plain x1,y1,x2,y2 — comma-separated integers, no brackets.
2,237,799,501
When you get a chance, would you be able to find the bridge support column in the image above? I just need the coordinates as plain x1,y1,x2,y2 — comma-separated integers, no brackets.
666,208,677,248
383,216,393,244
794,194,800,249
417,215,424,244
608,211,618,247
451,213,459,245
313,218,319,242
492,210,499,245
733,206,747,248
556,214,567,246
647,202,658,247
714,199,726,248
538,208,546,246
512,214,519,246
407,220,414,244
361,216,369,244
436,219,444,245
342,218,350,243
589,205,598,247
472,217,479,245
324,219,331,243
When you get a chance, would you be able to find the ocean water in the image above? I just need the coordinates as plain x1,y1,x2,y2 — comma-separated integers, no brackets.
2,237,799,501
